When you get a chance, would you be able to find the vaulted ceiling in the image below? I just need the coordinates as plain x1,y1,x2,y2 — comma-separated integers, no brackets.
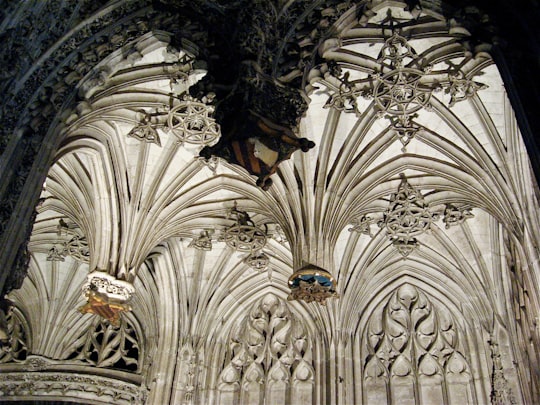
1,1,540,404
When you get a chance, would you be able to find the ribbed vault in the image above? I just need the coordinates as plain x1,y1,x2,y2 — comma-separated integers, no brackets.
0,1,539,404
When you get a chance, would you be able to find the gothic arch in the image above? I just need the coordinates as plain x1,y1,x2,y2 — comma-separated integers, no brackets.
357,282,484,405
1,1,540,403
215,293,317,405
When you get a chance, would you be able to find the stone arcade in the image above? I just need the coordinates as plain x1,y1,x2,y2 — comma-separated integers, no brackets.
0,1,540,404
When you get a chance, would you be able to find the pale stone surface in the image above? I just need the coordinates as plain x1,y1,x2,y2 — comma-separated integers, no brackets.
0,1,538,404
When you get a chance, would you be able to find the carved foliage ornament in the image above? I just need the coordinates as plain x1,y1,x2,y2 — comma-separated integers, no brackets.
268,223,288,245
0,372,146,404
198,155,220,174
322,31,437,118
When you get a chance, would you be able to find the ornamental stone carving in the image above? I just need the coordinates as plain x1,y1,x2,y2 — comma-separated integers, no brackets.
373,35,434,116
348,215,374,235
79,272,135,326
127,113,162,146
287,264,338,305
0,308,27,364
363,284,474,404
64,235,90,263
66,317,141,373
218,294,314,404
243,251,270,272
0,3,213,296
316,18,488,153
176,342,204,404
443,204,475,229
0,372,146,404
351,182,474,255
221,203,267,252
166,95,220,146
378,174,439,256
127,94,219,148
446,73,488,107
25,356,51,372
52,219,90,263
189,230,214,251
46,245,65,262
81,272,134,303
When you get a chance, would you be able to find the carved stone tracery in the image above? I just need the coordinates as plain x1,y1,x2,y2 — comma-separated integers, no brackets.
0,309,28,364
0,1,538,404
127,94,220,148
443,204,475,229
446,72,489,107
363,284,473,404
0,3,214,296
378,175,439,256
218,294,314,403
348,215,374,235
50,219,90,263
317,20,488,152
127,114,162,146
221,203,268,253
189,230,214,251
244,251,270,272
66,317,141,373
64,235,90,263
373,36,433,116
167,96,220,146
